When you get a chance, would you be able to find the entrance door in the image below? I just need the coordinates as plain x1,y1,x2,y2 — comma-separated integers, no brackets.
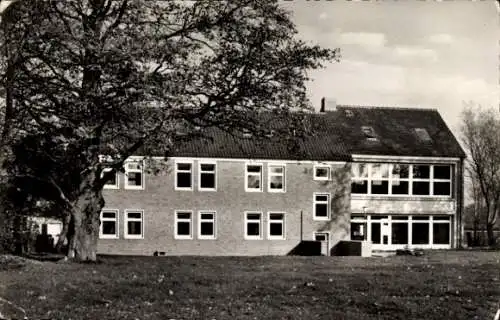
380,218,390,245
314,232,330,256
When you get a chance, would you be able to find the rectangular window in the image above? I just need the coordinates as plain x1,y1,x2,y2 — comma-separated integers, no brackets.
351,222,366,241
102,168,119,189
433,221,450,245
351,163,369,194
314,165,330,180
391,164,409,194
124,210,143,239
124,161,144,190
245,212,262,240
175,162,193,190
411,221,429,245
268,212,285,240
198,211,216,239
371,164,390,194
246,164,263,192
199,163,216,191
432,165,451,196
100,209,118,239
313,193,330,220
175,211,192,239
391,222,409,244
268,164,285,192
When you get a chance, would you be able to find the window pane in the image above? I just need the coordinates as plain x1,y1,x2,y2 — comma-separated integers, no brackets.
371,223,381,244
247,175,261,189
412,223,429,244
433,165,451,179
392,164,409,179
270,213,284,220
371,216,388,220
177,163,191,171
247,213,260,220
177,212,191,220
270,223,283,236
434,215,450,221
352,163,368,179
315,195,328,202
372,164,390,179
127,221,142,235
247,222,260,236
392,181,409,195
270,166,283,174
351,180,368,194
392,216,409,220
177,222,191,235
371,180,389,194
177,172,192,188
433,223,450,244
315,167,329,178
413,165,430,179
128,172,142,186
128,212,142,219
315,204,328,217
391,222,408,244
102,221,116,235
200,164,215,171
201,213,214,220
102,211,116,219
200,173,215,189
247,165,261,173
433,182,451,196
413,181,430,195
200,222,214,236
351,222,366,241
412,216,430,220
270,176,283,189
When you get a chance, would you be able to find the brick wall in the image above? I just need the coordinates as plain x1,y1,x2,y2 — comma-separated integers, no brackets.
98,159,351,256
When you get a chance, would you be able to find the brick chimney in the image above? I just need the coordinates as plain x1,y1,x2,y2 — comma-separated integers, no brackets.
320,97,337,112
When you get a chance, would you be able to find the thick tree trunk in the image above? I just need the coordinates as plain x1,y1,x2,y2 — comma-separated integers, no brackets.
66,183,104,262
486,223,496,247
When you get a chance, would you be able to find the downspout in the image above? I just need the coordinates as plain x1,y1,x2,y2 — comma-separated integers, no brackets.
300,210,303,242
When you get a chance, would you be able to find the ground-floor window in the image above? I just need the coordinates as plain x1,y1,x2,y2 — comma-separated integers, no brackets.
350,214,451,247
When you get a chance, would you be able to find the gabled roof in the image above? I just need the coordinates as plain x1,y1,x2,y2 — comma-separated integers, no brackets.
141,105,465,161
331,105,466,158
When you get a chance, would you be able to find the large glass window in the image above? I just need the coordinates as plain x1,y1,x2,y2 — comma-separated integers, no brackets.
412,219,430,245
433,216,451,245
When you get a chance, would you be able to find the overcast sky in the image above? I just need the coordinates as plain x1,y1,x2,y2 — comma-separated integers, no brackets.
281,0,498,135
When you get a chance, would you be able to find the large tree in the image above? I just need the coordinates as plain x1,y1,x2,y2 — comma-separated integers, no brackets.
460,105,500,246
0,0,339,260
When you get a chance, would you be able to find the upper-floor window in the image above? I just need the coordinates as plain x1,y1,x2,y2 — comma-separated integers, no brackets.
199,163,216,191
102,168,119,189
245,164,263,192
313,193,330,220
124,161,144,190
175,162,193,190
351,163,452,197
268,164,285,192
314,165,330,181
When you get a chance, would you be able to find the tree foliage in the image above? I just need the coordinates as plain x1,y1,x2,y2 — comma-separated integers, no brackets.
0,0,339,260
460,105,500,246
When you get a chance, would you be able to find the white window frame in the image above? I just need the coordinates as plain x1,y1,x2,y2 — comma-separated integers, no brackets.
267,212,286,240
102,168,119,190
198,162,217,191
313,164,330,181
244,211,262,240
124,160,145,190
268,164,286,193
174,210,193,240
313,193,330,220
198,211,216,240
245,163,263,192
124,209,144,239
175,160,193,191
99,209,119,239
351,163,452,198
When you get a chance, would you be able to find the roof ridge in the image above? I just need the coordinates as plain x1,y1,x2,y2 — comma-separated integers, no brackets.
336,104,439,112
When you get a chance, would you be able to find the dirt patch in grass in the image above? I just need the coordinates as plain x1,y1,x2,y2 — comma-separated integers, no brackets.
0,251,499,320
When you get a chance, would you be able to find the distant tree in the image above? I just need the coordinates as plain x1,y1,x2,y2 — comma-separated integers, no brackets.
460,105,500,246
1,0,339,261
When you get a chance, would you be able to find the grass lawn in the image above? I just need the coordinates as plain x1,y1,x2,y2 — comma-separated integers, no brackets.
0,251,499,320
